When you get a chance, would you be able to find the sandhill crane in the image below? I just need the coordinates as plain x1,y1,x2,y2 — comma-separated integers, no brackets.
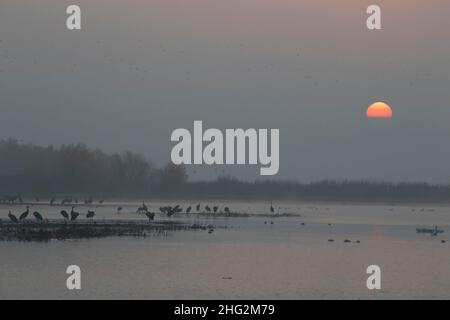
196,204,201,212
86,211,95,220
224,207,230,214
70,207,80,221
60,210,69,220
137,202,148,214
19,206,30,221
33,211,44,222
145,211,155,222
8,211,18,223
167,207,175,217
270,202,275,214
213,206,219,213
186,206,192,213
205,206,211,212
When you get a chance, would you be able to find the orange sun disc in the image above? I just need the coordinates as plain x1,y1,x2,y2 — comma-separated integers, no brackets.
366,102,393,119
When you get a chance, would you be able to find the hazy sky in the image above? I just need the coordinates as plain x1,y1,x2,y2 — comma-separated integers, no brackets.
1,0,450,182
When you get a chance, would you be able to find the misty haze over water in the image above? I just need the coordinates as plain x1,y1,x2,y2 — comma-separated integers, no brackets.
1,0,450,182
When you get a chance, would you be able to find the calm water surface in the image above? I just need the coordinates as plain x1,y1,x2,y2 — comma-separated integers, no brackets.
1,201,449,299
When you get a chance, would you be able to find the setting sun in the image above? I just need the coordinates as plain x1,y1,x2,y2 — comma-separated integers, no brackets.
366,102,393,119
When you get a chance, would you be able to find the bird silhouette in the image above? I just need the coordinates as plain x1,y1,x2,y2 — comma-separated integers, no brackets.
167,207,176,217
8,211,18,223
270,202,275,213
137,202,148,214
196,204,201,212
33,211,44,222
186,206,192,213
145,211,155,222
86,211,95,219
60,210,69,220
19,206,30,221
70,207,80,221
224,207,230,213
213,206,219,213
205,206,211,212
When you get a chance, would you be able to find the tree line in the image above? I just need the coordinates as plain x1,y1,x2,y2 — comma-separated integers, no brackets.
1,139,450,202
0,139,187,195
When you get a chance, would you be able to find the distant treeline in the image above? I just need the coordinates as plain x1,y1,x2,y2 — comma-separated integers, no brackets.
0,139,187,195
1,139,450,203
186,178,450,203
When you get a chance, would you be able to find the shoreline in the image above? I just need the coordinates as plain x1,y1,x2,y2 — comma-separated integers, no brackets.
0,220,212,242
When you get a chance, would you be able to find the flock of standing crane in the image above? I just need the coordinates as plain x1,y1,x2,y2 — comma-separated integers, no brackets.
4,199,277,224
6,205,95,223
